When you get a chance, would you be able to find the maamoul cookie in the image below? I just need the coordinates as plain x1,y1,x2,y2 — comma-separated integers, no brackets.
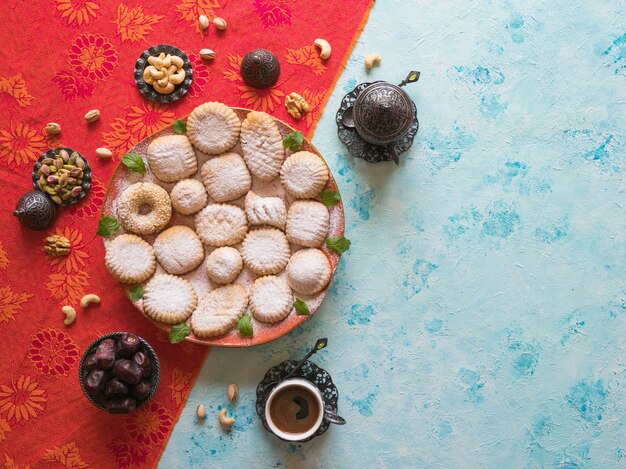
286,200,330,248
250,275,293,324
195,204,248,247
153,226,204,275
244,191,287,229
239,111,285,181
280,151,329,199
146,135,197,183
170,179,207,215
205,247,243,284
201,152,251,202
187,102,240,155
143,274,197,324
286,248,331,295
241,228,290,276
105,234,156,284
117,182,172,235
190,284,248,338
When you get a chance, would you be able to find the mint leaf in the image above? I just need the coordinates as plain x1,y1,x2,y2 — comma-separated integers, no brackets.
121,153,146,175
172,119,187,135
129,285,144,302
96,216,120,237
169,323,191,344
320,189,341,207
237,314,253,337
294,299,310,315
325,236,351,254
282,131,304,151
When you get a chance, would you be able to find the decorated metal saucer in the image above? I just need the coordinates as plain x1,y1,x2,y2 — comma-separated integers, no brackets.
336,71,420,164
256,339,342,442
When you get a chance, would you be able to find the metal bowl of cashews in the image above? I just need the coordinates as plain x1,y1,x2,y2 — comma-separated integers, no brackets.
134,44,193,104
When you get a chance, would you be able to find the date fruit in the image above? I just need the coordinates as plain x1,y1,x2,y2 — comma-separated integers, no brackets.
131,380,151,400
114,359,143,385
83,353,97,372
84,369,108,396
95,339,116,369
118,333,141,358
105,397,137,414
104,378,129,398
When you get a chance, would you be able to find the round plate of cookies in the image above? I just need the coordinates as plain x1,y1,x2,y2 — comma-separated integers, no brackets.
101,101,345,347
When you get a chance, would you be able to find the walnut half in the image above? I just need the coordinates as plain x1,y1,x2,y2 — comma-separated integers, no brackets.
44,235,71,257
285,92,310,119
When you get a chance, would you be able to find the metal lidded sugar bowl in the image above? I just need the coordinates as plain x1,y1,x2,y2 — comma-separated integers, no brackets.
336,71,420,164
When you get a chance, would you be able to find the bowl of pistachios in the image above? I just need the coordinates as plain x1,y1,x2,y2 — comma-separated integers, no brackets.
32,147,92,206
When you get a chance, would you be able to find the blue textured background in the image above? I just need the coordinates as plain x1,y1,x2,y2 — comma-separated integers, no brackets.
160,1,626,467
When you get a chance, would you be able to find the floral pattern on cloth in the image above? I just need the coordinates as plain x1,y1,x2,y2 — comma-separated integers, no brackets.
0,0,373,466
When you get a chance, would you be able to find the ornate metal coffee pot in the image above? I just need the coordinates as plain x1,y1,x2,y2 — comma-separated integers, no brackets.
337,71,420,164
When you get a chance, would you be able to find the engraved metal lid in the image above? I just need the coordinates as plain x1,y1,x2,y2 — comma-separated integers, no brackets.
353,82,415,145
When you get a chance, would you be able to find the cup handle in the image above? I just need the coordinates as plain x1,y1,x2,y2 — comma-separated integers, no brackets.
324,409,346,425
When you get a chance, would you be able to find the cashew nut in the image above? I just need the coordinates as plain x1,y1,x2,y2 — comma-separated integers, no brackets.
197,404,206,421
163,55,172,68
80,294,100,309
314,38,331,60
62,306,76,326
364,53,382,70
218,408,235,427
158,52,166,60
171,56,184,68
153,81,175,94
169,69,186,85
147,56,164,69
148,66,164,79
157,76,169,87
143,68,154,84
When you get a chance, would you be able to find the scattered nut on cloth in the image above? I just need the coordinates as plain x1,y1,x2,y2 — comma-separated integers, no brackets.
61,305,76,326
44,235,71,256
80,294,101,308
285,92,310,119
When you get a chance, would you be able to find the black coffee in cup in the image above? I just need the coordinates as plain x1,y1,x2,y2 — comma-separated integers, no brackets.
268,384,321,434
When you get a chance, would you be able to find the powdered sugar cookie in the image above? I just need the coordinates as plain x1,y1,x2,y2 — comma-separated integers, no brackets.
146,135,197,183
105,234,156,284
187,102,240,155
170,179,208,215
286,200,330,248
286,248,331,295
190,284,248,338
240,111,285,181
195,204,248,247
241,228,290,276
153,226,204,275
249,275,293,324
280,151,329,199
201,152,251,202
205,247,243,284
117,182,172,235
143,274,197,324
244,191,286,229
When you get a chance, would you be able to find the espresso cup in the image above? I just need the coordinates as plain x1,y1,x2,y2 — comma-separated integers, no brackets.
265,378,345,441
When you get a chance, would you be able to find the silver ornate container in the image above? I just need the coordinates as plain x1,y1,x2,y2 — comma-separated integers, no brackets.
353,82,415,145
336,71,420,164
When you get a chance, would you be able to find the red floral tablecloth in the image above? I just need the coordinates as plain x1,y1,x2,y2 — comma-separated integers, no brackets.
0,0,372,467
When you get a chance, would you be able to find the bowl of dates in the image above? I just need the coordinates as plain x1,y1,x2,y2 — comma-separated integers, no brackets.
78,332,160,414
